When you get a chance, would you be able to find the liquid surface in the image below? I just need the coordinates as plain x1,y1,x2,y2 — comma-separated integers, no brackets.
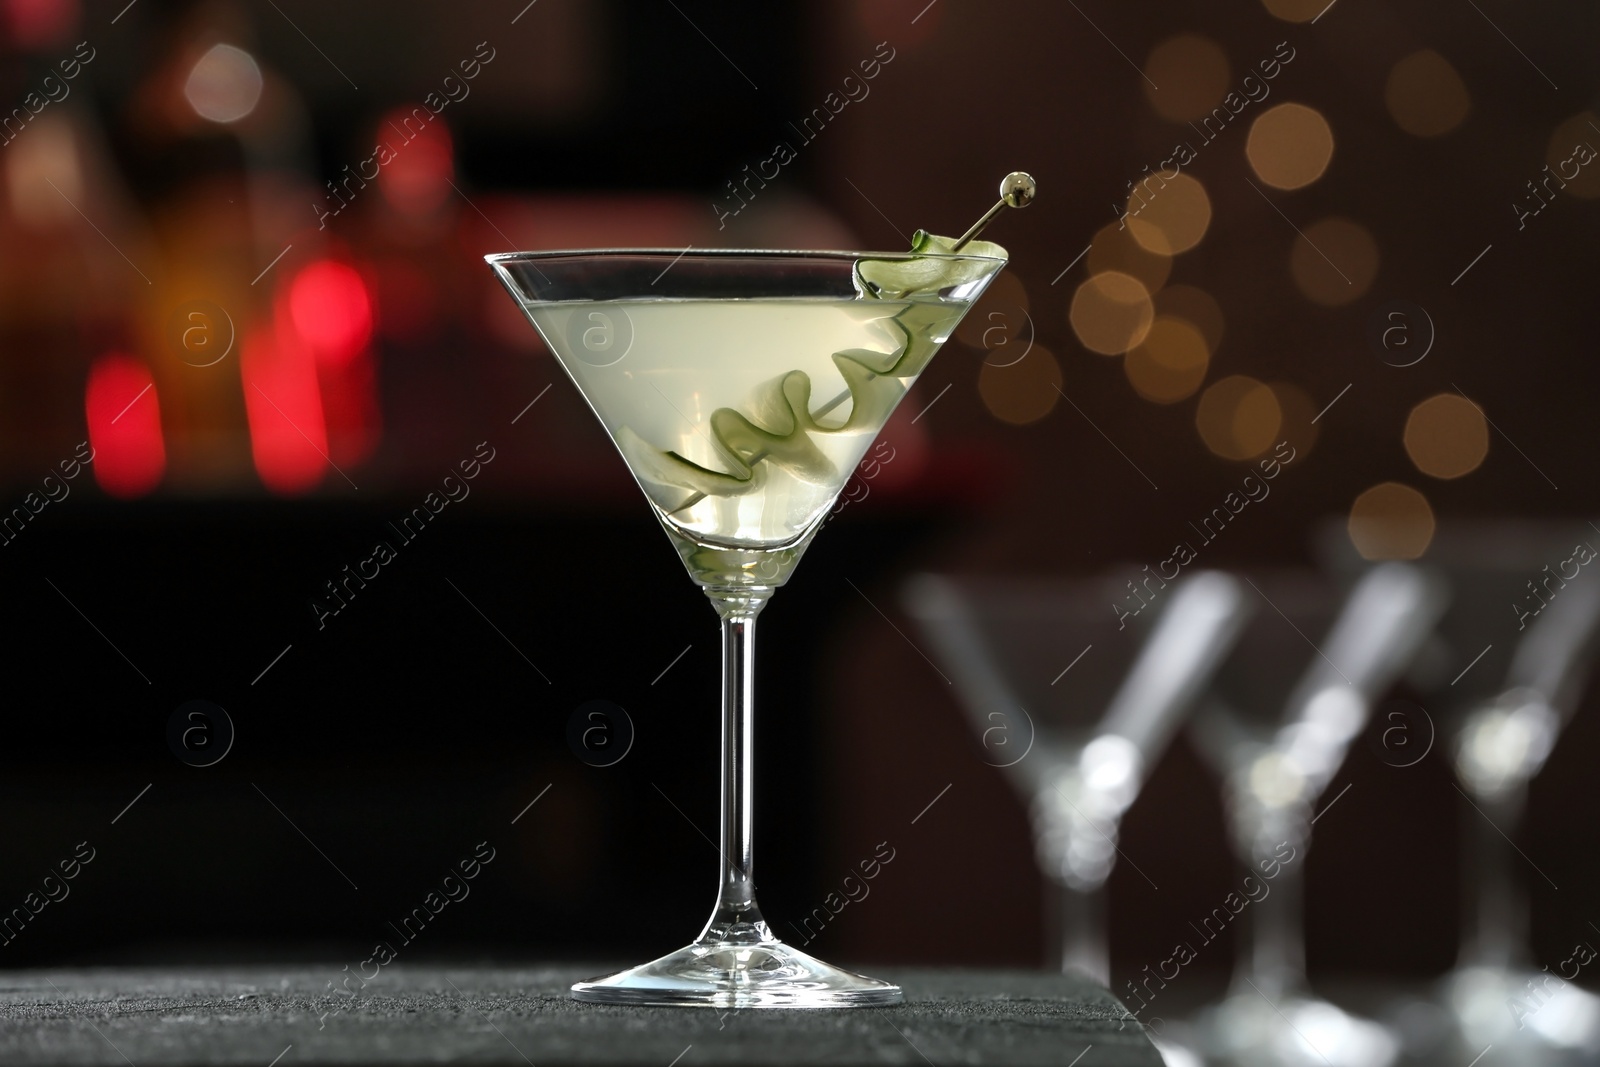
528,298,965,545
515,246,1006,592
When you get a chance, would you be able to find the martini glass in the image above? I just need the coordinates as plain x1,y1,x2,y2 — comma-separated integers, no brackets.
1188,563,1445,1067
484,177,1031,1007
1317,520,1600,1060
903,570,1249,984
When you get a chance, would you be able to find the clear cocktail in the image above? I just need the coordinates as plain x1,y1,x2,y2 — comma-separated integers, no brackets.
486,178,1029,1008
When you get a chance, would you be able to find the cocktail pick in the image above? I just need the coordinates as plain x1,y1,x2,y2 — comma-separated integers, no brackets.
667,175,1033,517
952,172,1037,251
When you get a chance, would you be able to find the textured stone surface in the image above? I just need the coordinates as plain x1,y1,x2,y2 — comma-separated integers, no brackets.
0,964,1159,1065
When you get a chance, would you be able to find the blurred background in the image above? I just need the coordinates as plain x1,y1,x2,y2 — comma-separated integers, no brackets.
3,0,1599,1055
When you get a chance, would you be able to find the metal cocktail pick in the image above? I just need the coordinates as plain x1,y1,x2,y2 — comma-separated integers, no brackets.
669,173,1035,516
952,171,1037,251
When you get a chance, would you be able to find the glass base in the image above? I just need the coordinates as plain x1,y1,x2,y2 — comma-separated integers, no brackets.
1198,990,1399,1067
1447,964,1600,1051
572,935,902,1008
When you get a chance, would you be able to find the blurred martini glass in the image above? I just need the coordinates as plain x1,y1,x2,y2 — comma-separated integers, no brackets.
1319,520,1600,1061
1187,564,1445,1067
485,175,1032,1007
904,569,1249,982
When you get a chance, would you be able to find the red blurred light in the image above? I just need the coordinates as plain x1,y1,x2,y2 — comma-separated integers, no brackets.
286,260,372,365
84,353,165,499
240,326,330,495
377,108,454,217
317,343,381,469
2,0,79,48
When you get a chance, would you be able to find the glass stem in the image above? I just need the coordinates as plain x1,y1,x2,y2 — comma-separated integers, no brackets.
698,594,772,945
1058,883,1110,984
1461,784,1528,970
1235,835,1307,1002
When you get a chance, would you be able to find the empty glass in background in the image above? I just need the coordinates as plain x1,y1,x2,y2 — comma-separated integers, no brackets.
487,244,1006,1007
903,571,1249,984
1321,521,1600,1064
1176,564,1445,1067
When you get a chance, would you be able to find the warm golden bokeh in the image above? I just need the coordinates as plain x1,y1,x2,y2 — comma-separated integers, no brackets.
1126,174,1213,255
1247,103,1335,189
1261,0,1327,23
5,119,83,226
1348,482,1436,560
954,270,1030,348
1154,285,1225,352
1069,271,1155,356
979,344,1061,425
1125,317,1210,403
1290,218,1379,306
1089,221,1172,294
1197,375,1282,460
1404,393,1489,479
1545,112,1600,199
1142,34,1231,123
1268,381,1320,459
1385,50,1470,137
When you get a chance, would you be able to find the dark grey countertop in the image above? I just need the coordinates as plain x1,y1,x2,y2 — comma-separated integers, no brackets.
0,965,1159,1066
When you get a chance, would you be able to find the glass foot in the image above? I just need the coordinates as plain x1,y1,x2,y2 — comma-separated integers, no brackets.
1447,964,1600,1052
1199,991,1399,1067
572,936,902,1008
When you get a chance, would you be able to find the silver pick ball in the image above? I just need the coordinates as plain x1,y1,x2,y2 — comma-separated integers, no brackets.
953,171,1038,250
1000,171,1037,209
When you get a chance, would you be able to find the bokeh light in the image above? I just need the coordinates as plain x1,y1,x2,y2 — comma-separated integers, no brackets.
1154,285,1225,352
1404,393,1489,479
1125,317,1209,403
184,43,264,125
1247,103,1334,190
241,328,329,496
1269,381,1320,459
1261,0,1326,22
85,354,165,499
1089,221,1171,294
1197,375,1281,459
5,116,81,226
954,270,1029,348
286,260,373,365
378,109,456,218
1070,271,1155,356
1142,35,1230,122
1290,218,1379,306
1348,482,1436,560
2,0,78,47
1546,112,1600,199
1126,173,1212,255
1385,50,1471,137
979,345,1061,425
